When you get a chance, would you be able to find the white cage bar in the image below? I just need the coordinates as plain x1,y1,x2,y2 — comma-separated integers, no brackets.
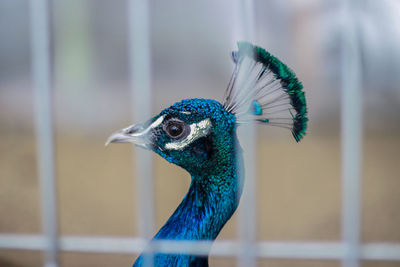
1,1,399,267
30,0,59,266
128,0,154,266
1,235,400,261
341,0,363,267
233,0,257,267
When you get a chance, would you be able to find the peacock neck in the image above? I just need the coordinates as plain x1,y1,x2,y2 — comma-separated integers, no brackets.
154,169,242,241
133,135,244,266
154,133,244,242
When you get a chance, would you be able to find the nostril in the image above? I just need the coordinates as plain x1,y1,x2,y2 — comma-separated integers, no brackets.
125,124,143,134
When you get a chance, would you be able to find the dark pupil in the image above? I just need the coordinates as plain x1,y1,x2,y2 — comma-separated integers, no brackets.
167,123,183,137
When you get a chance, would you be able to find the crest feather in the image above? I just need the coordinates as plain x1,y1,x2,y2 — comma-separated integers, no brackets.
223,42,308,142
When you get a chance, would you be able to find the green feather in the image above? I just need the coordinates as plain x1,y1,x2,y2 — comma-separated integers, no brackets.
237,42,308,142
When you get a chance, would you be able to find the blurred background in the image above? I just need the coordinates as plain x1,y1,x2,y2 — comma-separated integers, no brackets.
0,0,399,266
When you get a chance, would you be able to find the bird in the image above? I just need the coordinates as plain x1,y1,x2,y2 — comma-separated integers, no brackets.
106,42,308,266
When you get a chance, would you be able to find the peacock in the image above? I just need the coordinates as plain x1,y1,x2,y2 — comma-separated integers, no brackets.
106,42,308,266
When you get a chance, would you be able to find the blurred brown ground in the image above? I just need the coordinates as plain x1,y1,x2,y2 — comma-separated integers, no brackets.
0,130,399,267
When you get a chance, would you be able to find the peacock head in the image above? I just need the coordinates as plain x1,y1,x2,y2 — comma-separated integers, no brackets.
107,42,308,175
106,99,238,176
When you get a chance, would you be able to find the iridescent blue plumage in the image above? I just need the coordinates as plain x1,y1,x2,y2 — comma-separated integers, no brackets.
106,43,308,267
133,99,243,267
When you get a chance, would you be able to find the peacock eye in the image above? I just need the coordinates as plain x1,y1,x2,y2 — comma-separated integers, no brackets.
163,119,189,140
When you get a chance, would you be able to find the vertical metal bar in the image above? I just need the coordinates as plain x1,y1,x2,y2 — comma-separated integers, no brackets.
233,1,257,266
340,0,363,267
30,0,58,267
128,0,154,266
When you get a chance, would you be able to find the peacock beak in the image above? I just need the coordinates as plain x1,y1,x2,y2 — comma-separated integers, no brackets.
105,124,149,149
105,115,165,149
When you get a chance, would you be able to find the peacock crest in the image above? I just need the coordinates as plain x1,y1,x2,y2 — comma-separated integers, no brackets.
224,42,308,142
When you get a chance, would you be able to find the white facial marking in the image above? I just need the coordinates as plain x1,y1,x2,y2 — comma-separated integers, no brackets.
165,118,212,150
150,115,165,128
